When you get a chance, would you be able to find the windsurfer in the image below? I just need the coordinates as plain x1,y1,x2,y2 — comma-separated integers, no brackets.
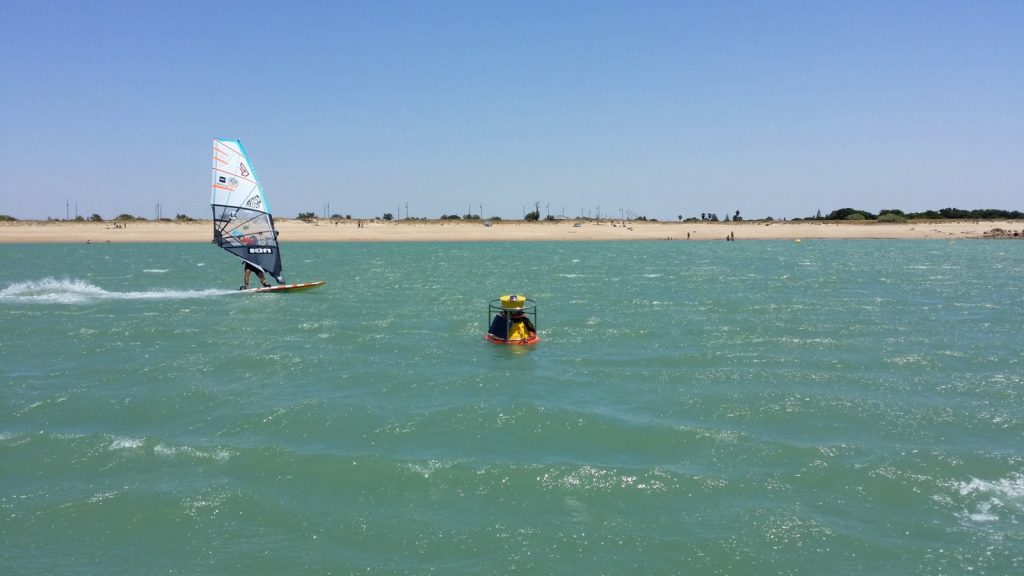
241,261,271,290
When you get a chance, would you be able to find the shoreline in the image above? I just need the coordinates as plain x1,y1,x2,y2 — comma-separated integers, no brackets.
1,219,1021,244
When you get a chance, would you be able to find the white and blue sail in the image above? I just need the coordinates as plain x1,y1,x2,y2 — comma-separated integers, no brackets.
211,139,283,283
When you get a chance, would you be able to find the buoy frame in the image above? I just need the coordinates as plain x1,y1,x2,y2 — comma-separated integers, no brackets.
486,296,539,345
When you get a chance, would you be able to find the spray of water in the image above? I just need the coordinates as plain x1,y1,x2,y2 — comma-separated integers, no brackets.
0,278,233,304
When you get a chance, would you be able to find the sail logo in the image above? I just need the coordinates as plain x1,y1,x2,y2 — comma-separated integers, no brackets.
217,176,239,190
248,247,273,254
239,163,250,177
245,196,263,209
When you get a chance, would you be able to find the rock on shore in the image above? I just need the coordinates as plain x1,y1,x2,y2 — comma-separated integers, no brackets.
981,228,1024,239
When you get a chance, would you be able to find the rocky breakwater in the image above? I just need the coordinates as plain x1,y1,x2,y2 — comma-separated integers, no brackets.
981,227,1024,239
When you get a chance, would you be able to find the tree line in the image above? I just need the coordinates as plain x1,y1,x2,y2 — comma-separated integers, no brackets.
4,206,1020,223
811,207,1024,222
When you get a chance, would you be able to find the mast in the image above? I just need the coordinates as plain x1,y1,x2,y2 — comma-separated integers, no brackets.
210,139,284,284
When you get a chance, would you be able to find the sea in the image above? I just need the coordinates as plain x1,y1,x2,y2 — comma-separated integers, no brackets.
1,240,1021,575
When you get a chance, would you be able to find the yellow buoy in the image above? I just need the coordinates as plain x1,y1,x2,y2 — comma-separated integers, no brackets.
500,294,526,310
487,295,539,345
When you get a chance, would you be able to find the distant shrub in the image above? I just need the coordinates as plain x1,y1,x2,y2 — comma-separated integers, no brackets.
845,213,866,221
828,208,875,220
0,214,16,221
818,207,1022,221
877,213,906,223
89,214,103,222
114,213,145,221
175,214,194,222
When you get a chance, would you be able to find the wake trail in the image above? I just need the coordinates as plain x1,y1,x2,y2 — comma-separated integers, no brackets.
0,278,235,304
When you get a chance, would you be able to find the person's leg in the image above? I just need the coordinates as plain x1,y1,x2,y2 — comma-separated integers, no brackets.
243,267,251,289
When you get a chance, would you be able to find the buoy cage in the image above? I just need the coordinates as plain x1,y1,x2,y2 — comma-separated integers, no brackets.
485,297,539,345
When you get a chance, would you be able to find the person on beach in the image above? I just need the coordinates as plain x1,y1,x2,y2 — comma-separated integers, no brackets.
241,261,271,290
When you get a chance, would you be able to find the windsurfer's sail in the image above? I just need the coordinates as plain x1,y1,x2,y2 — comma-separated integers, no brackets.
211,139,283,284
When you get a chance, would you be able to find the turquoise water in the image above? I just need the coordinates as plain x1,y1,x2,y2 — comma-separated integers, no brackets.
2,240,1022,575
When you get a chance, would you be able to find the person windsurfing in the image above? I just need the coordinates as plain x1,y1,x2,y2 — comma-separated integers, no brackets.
241,261,272,290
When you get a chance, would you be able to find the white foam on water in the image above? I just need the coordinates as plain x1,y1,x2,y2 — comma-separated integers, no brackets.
539,465,673,493
108,437,144,451
183,491,229,519
0,278,234,304
406,459,455,479
154,443,232,462
143,269,169,273
88,490,122,504
947,473,1024,524
956,474,1024,499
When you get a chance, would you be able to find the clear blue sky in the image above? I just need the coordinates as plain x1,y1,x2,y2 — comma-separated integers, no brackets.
1,0,1021,221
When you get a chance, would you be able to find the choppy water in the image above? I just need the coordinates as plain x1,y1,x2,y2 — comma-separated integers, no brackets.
2,240,1022,575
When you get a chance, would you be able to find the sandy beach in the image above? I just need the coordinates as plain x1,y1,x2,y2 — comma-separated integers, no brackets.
1,219,1021,244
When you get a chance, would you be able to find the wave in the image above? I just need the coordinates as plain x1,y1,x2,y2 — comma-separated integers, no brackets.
949,473,1024,524
0,278,233,304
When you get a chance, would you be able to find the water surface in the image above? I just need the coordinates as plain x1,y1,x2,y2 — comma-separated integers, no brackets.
2,240,1022,574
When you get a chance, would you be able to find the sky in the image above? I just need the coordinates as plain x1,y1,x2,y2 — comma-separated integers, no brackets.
1,0,1021,221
